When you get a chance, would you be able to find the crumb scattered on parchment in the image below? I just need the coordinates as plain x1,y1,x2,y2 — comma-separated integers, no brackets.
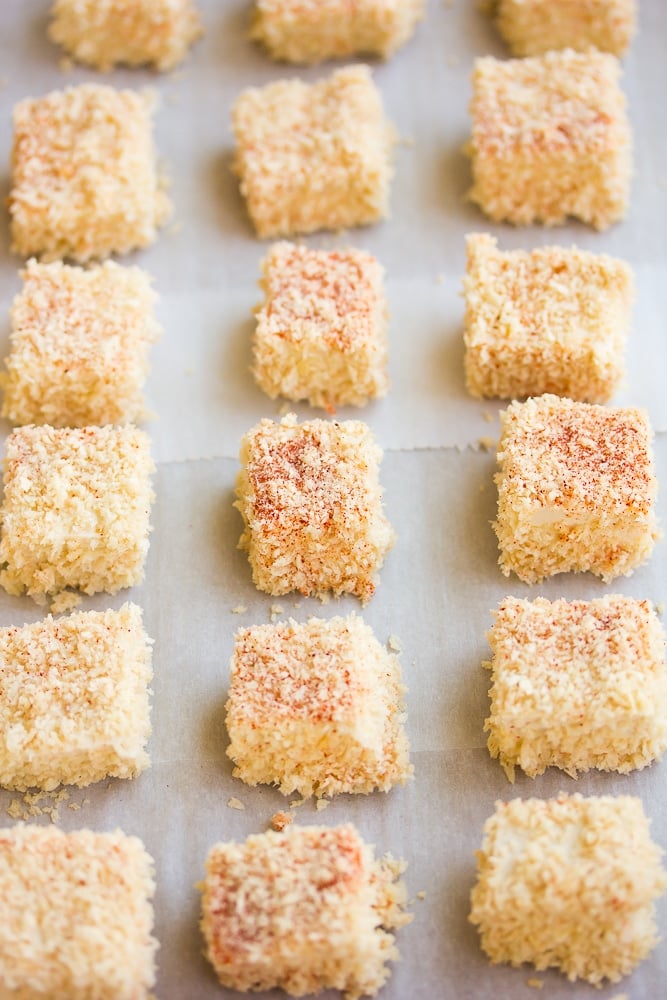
482,410,495,423
293,601,301,609
58,56,73,72
271,811,293,832
315,799,330,812
656,602,664,616
400,135,415,148
227,797,245,811
478,436,496,451
50,591,82,615
388,635,402,653
7,788,70,823
167,220,183,235
435,273,445,285
526,979,544,990
68,802,81,811
289,798,306,810
608,994,628,1000
416,890,427,900
270,604,284,622
317,593,331,605
232,605,247,615
278,401,291,416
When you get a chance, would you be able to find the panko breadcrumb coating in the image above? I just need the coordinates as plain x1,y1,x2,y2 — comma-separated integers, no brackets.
463,233,633,402
250,0,424,63
492,0,637,57
470,794,667,984
226,615,412,797
253,242,389,411
1,259,161,427
235,414,395,604
494,395,660,584
49,0,203,71
468,49,631,229
232,65,396,239
0,424,155,603
0,825,157,999
485,595,667,780
200,824,410,998
0,604,153,792
10,83,171,262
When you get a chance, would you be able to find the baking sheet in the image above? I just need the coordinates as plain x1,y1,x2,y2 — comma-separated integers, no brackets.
0,1,666,997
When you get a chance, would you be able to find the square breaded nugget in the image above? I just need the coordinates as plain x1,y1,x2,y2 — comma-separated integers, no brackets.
200,824,410,996
250,0,424,63
470,794,667,984
468,50,631,230
0,424,155,602
485,595,667,780
49,0,202,71
0,604,152,792
235,414,395,603
494,0,637,57
253,242,389,411
1,259,161,427
232,65,395,238
463,234,633,402
10,84,171,262
0,825,157,999
494,395,659,583
226,615,411,797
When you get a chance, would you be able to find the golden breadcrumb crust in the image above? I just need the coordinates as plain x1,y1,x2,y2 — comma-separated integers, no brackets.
485,595,667,780
0,604,153,792
463,233,633,402
200,824,410,998
470,794,667,984
226,615,412,797
1,259,161,427
0,825,157,999
250,0,424,63
468,49,631,229
232,65,396,238
253,241,389,410
10,84,171,262
0,424,155,602
49,0,202,71
493,0,636,57
494,394,660,583
235,414,395,603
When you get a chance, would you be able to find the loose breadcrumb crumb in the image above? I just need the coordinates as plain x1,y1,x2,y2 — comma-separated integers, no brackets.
227,798,245,811
232,605,247,615
271,811,293,831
